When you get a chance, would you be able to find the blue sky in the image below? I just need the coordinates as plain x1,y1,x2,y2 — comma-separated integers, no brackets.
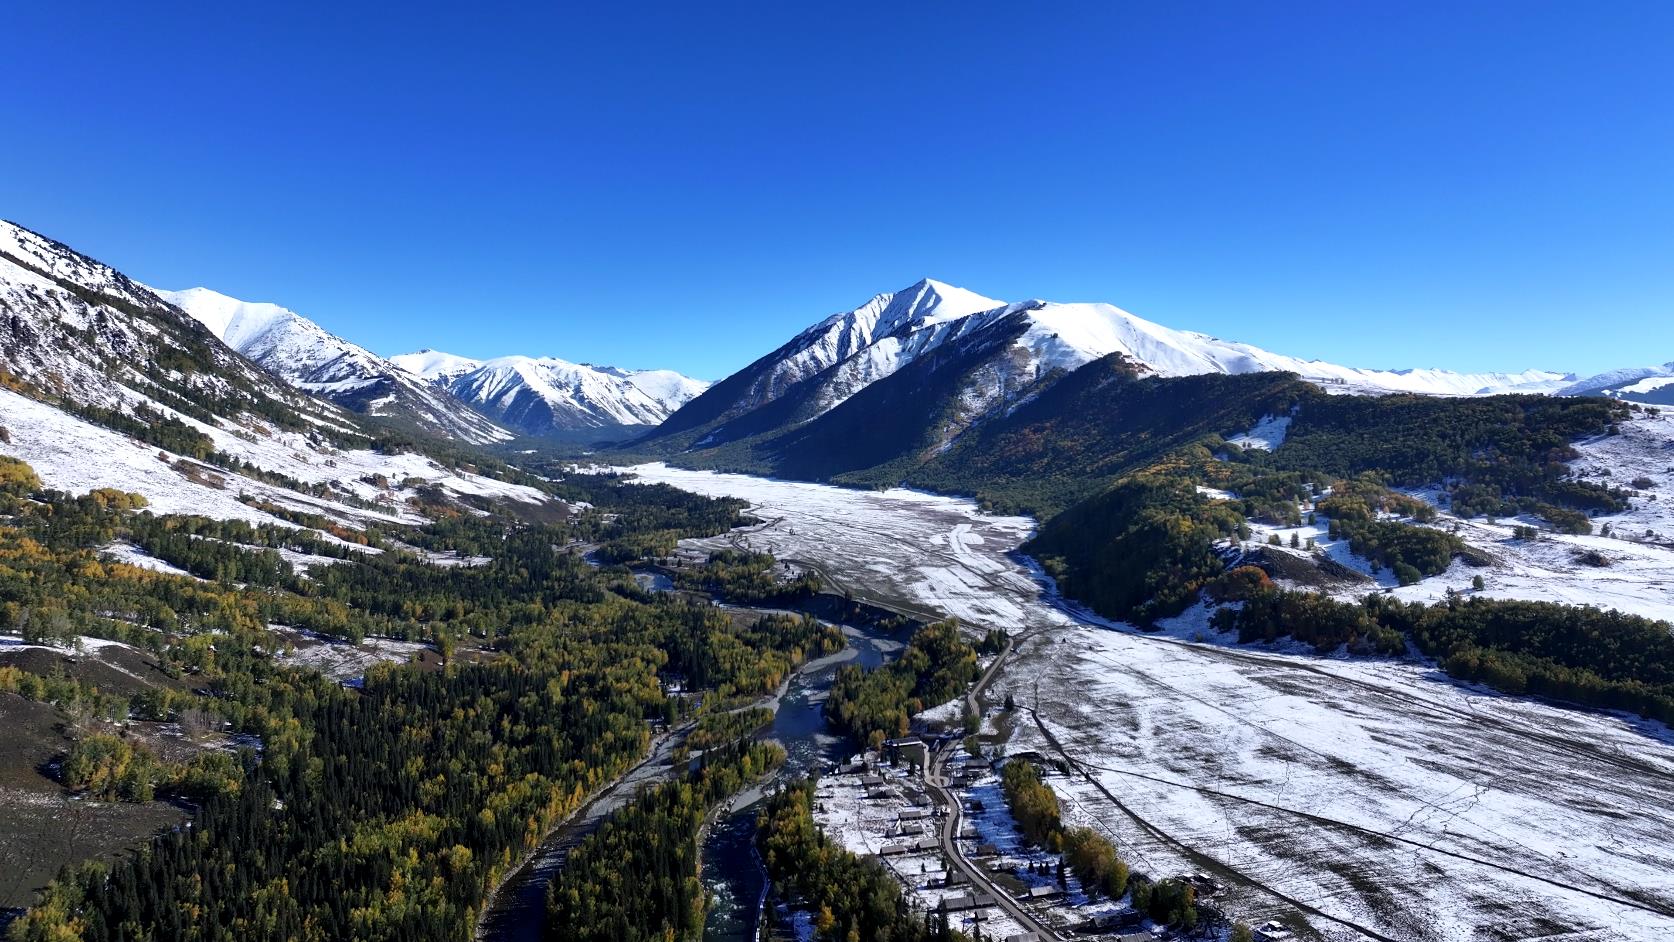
4,2,1670,380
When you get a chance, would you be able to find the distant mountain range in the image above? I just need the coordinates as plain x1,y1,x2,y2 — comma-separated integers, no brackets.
3,219,1664,464
1560,363,1674,406
391,350,708,437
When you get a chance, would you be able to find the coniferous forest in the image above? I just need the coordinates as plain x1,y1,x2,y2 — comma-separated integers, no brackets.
0,455,825,941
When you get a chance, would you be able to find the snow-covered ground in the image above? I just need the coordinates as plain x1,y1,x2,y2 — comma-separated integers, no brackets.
1228,411,1674,624
270,629,431,686
100,541,199,579
623,462,1674,941
0,385,547,531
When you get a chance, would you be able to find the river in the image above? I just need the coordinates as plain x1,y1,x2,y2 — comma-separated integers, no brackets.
618,463,1674,942
475,586,900,942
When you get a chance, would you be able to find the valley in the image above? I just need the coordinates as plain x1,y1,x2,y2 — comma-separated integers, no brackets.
625,463,1674,941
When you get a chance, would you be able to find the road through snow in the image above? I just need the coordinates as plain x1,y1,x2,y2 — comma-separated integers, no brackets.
623,463,1674,942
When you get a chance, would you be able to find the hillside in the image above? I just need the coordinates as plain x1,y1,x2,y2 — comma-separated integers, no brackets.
638,278,1576,480
0,221,565,535
155,287,513,445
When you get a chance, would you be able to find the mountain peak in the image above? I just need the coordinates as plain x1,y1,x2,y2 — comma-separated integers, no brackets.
153,286,297,347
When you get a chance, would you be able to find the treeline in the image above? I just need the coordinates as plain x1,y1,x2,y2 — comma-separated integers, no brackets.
999,762,1129,899
675,549,823,605
661,612,844,703
996,761,1204,929
906,364,1306,517
756,779,954,942
826,621,978,747
545,740,786,942
999,760,1060,847
679,706,775,760
1213,589,1674,720
1210,589,1407,655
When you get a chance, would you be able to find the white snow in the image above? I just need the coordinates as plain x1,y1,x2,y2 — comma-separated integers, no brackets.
1560,362,1674,398
100,542,199,579
1226,414,1292,451
397,353,710,430
680,277,1580,452
155,287,513,445
623,462,1674,941
389,349,484,383
0,385,548,531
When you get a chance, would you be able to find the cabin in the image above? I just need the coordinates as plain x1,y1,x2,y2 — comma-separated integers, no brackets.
941,893,998,913
1018,884,1062,901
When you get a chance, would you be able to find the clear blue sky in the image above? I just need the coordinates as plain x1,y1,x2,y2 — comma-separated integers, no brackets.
5,2,1670,379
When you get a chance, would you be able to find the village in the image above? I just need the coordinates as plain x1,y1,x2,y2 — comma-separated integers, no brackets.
807,733,1291,942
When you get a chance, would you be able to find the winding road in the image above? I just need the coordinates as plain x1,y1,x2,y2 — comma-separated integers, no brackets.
923,632,1062,940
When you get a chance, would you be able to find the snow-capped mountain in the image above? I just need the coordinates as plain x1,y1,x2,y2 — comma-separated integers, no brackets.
390,349,485,386
395,351,709,436
649,278,1003,440
155,288,512,445
0,219,557,532
1559,362,1674,406
646,278,1573,455
0,220,346,431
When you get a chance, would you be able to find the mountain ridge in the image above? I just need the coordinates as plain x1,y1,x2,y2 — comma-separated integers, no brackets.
394,350,709,437
637,278,1579,472
154,286,514,445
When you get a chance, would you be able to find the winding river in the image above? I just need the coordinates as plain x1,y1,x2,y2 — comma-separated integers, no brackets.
475,590,899,942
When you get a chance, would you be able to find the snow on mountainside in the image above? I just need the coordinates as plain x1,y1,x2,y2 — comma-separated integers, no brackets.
650,278,1574,456
649,278,1002,438
391,349,484,385
1560,362,1674,405
0,219,552,535
1004,299,1573,394
396,351,709,435
155,287,512,445
0,220,345,429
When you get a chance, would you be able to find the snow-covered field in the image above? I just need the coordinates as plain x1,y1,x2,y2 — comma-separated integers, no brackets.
623,462,1674,941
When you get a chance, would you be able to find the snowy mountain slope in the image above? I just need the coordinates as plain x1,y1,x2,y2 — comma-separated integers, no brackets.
0,386,541,532
646,278,1003,440
1560,362,1674,405
396,351,710,436
390,349,484,385
1001,299,1573,395
0,220,557,536
646,278,1574,460
0,220,349,432
155,287,512,445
